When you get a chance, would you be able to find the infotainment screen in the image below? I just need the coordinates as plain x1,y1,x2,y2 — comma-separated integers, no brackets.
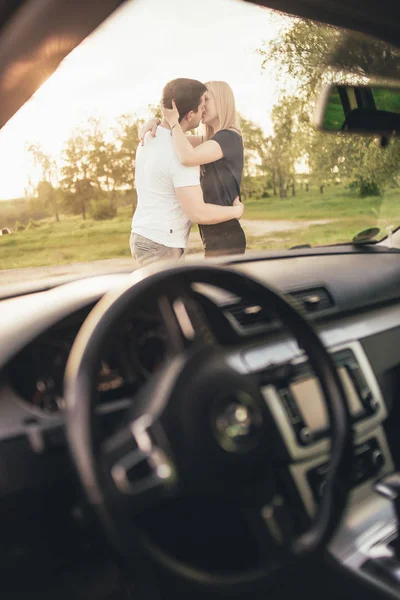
290,378,328,432
289,366,364,432
338,366,364,417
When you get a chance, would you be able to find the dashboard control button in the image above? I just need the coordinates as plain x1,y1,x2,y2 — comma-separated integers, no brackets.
372,449,384,470
299,427,311,443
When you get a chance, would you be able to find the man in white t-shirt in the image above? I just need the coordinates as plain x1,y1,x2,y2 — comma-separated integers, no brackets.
130,78,243,266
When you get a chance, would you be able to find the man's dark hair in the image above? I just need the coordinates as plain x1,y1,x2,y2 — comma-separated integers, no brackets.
162,78,207,122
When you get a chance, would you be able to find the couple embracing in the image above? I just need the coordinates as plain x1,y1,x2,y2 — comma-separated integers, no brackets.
130,78,246,266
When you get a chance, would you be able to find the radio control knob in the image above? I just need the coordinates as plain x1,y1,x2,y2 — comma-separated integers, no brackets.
372,449,384,470
369,396,379,411
300,427,311,444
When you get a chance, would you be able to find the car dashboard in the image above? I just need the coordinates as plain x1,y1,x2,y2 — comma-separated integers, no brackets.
1,248,400,597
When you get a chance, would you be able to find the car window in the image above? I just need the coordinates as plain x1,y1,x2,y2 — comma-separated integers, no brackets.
0,0,399,276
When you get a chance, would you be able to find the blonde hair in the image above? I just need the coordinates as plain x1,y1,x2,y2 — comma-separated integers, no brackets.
203,81,242,141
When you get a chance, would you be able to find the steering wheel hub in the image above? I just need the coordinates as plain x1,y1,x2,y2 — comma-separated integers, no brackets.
214,390,263,453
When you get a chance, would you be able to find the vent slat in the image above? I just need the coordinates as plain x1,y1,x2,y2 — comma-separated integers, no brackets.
223,286,334,331
223,300,273,329
288,287,334,312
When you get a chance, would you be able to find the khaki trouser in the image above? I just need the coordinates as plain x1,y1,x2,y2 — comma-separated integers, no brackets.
130,232,184,266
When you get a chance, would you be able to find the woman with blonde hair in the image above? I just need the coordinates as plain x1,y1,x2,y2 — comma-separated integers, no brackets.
140,81,246,257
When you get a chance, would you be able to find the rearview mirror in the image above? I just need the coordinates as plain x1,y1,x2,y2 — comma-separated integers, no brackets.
314,84,400,137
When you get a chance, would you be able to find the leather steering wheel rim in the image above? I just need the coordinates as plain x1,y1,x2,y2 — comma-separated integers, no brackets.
65,264,353,590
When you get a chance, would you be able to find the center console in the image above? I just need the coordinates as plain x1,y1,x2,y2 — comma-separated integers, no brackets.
250,340,394,515
276,346,379,447
308,436,384,502
235,318,400,598
247,337,399,597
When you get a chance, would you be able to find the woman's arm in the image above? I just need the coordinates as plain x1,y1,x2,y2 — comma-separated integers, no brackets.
163,101,223,167
187,135,203,148
172,125,222,167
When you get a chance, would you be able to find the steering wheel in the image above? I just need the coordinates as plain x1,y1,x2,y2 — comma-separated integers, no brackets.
64,264,352,591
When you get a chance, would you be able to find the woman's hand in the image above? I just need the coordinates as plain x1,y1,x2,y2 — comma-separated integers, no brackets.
139,118,160,146
233,196,244,220
162,99,180,128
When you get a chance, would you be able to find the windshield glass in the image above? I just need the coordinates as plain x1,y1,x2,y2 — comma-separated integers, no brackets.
0,0,399,278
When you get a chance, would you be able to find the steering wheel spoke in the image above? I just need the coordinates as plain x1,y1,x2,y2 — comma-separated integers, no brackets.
101,414,178,514
225,473,293,564
157,289,217,358
157,293,188,355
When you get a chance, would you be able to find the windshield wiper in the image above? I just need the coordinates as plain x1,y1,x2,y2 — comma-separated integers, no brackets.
289,244,312,250
290,228,382,251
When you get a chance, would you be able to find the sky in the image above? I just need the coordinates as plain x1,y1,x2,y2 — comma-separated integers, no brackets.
0,0,290,199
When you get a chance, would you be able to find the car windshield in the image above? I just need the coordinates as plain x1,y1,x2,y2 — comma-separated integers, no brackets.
0,0,400,279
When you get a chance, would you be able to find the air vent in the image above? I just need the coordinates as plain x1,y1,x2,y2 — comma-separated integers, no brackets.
288,286,334,313
223,300,273,330
223,287,334,332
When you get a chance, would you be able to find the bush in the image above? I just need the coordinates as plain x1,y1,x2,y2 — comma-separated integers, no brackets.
90,198,117,220
359,181,381,198
117,189,137,208
25,219,42,230
349,180,381,197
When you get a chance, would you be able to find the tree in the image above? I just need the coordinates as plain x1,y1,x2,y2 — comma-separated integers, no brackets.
258,19,400,196
60,115,145,219
239,115,270,199
148,104,162,120
259,20,400,106
61,133,95,220
28,143,60,221
77,118,120,215
114,114,143,209
261,97,311,198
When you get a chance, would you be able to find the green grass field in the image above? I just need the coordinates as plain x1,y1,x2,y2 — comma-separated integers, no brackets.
0,186,399,271
323,88,345,131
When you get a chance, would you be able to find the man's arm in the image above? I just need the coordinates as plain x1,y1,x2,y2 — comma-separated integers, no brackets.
175,185,243,225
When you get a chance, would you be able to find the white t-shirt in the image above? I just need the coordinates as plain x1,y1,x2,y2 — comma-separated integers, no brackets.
131,126,200,248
